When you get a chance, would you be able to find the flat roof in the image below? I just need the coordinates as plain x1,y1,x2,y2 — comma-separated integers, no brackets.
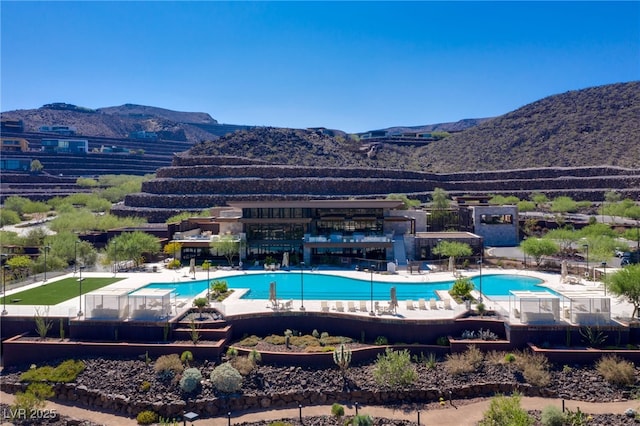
415,231,481,239
129,288,175,297
227,199,405,209
510,290,559,299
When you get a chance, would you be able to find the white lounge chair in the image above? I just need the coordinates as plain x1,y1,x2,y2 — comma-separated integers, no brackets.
335,301,344,312
359,301,368,312
443,299,452,310
418,298,427,310
321,301,330,312
429,298,438,310
348,301,356,312
406,300,415,310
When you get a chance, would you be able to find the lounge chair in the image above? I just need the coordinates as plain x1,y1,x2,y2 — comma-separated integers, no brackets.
359,301,368,312
348,301,356,312
429,298,438,310
443,299,452,310
418,298,427,310
406,300,415,310
321,301,330,312
335,301,344,312
376,301,390,315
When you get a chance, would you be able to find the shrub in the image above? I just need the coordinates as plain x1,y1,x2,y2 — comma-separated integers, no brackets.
154,354,184,381
321,335,353,346
449,277,474,300
331,403,345,418
264,334,286,345
289,334,320,348
479,393,533,426
444,346,484,376
180,350,193,366
248,349,262,365
238,335,261,347
268,422,293,426
210,362,243,394
374,336,388,345
320,331,329,339
140,381,151,392
136,410,159,425
541,405,566,426
231,356,255,376
179,368,203,393
351,414,373,426
514,351,551,387
436,336,449,346
597,355,636,387
20,360,85,383
504,353,516,363
312,329,320,338
373,348,417,389
226,346,239,358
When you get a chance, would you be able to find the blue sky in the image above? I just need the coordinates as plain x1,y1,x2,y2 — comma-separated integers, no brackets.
1,1,638,133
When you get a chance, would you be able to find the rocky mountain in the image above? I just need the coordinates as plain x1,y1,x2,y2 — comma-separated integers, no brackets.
0,103,252,141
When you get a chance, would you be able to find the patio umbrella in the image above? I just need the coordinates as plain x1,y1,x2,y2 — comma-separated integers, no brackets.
269,281,277,307
390,286,398,314
448,256,455,272
282,252,289,268
189,258,196,276
561,260,568,282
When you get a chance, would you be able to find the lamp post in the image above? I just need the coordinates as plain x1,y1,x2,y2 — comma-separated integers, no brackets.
477,259,483,303
113,240,118,277
74,240,79,276
206,260,211,301
601,261,607,296
78,265,85,317
2,265,9,315
299,261,305,311
583,244,589,280
369,264,375,316
43,245,50,283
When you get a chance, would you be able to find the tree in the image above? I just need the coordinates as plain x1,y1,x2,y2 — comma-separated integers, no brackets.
192,297,208,320
30,159,44,173
386,194,420,209
163,241,183,260
431,187,450,210
106,232,160,268
520,238,559,267
543,228,578,258
0,209,21,227
432,241,473,269
6,255,34,280
550,196,578,213
605,264,640,318
210,235,240,266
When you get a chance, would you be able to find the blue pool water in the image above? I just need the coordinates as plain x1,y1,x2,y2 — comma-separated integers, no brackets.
142,272,547,301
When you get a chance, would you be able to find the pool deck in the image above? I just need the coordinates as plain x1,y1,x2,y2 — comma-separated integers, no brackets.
0,263,633,323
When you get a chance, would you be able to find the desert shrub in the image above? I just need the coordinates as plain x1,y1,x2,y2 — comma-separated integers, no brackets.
154,354,184,381
180,350,193,366
597,355,636,387
136,410,159,425
20,360,85,383
305,345,334,352
515,351,551,387
140,381,151,392
436,336,449,346
541,405,566,426
449,277,474,300
289,334,320,348
238,335,261,346
268,422,293,426
351,414,373,426
504,353,516,363
374,336,388,345
248,349,262,365
312,329,320,338
373,348,417,389
226,346,238,358
320,331,329,339
179,368,203,393
210,362,243,394
264,334,286,345
231,356,255,376
331,402,345,417
479,393,533,426
320,335,353,346
444,345,483,376
12,383,53,417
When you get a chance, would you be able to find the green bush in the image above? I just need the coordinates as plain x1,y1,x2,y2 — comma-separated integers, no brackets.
504,353,516,363
373,348,417,389
331,402,345,417
374,336,388,345
226,346,239,358
597,354,636,387
449,277,474,300
20,360,85,383
180,350,193,365
248,349,262,365
179,368,203,393
210,362,243,394
231,356,255,376
541,405,566,426
351,414,373,426
238,335,261,346
479,393,533,426
136,410,159,425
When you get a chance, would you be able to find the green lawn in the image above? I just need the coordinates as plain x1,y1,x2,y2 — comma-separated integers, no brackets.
1,277,123,305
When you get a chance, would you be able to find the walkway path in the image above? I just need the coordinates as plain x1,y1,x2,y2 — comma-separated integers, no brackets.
1,391,637,426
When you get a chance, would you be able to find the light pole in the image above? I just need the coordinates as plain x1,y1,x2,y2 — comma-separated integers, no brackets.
78,265,85,317
369,264,375,316
2,265,9,315
477,259,483,303
113,240,118,277
206,260,211,301
582,244,589,280
601,261,607,296
43,245,50,283
299,261,305,311
74,240,79,276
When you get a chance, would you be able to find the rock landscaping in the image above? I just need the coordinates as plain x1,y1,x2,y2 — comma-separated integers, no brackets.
2,344,640,425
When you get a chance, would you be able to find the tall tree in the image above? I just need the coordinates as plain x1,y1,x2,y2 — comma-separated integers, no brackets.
106,232,160,268
210,235,240,266
605,264,640,318
432,241,473,269
520,238,559,267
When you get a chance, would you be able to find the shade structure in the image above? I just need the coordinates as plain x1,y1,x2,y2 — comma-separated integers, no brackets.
269,281,277,306
389,286,398,314
189,258,196,275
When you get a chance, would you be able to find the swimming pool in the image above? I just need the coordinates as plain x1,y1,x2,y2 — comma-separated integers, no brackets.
142,272,547,301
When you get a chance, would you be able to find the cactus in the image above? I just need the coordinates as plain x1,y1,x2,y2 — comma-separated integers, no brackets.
333,343,352,376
